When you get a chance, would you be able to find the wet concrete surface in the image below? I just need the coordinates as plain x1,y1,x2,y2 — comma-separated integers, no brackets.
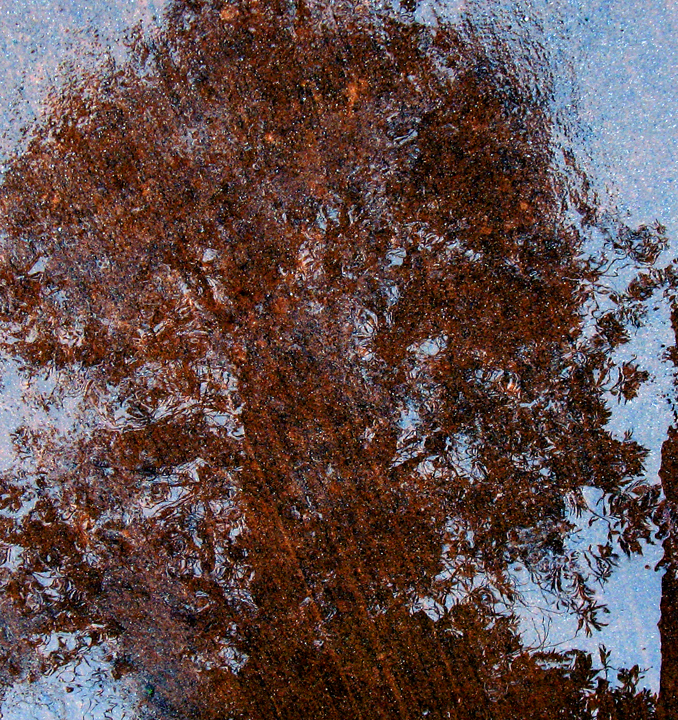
0,1,676,718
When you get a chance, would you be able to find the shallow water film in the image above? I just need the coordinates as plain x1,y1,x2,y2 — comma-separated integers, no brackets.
0,1,677,718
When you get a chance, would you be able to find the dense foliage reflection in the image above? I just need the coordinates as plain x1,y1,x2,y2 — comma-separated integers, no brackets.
0,1,674,718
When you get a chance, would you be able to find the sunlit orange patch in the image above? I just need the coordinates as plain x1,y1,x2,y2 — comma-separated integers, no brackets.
220,5,239,22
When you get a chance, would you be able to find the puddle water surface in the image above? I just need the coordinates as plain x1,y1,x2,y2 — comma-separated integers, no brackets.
0,1,676,719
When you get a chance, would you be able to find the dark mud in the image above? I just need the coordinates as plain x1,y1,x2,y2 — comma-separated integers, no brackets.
0,1,675,718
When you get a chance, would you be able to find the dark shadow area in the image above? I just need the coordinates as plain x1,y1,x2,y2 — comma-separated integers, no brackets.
0,1,674,718
657,305,678,720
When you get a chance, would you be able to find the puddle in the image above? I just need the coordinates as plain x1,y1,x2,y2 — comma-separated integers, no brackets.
0,1,676,718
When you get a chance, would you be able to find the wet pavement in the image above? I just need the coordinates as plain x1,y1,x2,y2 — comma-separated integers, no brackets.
0,1,677,718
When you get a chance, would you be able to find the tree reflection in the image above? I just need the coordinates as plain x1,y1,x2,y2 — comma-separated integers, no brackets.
0,1,671,717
